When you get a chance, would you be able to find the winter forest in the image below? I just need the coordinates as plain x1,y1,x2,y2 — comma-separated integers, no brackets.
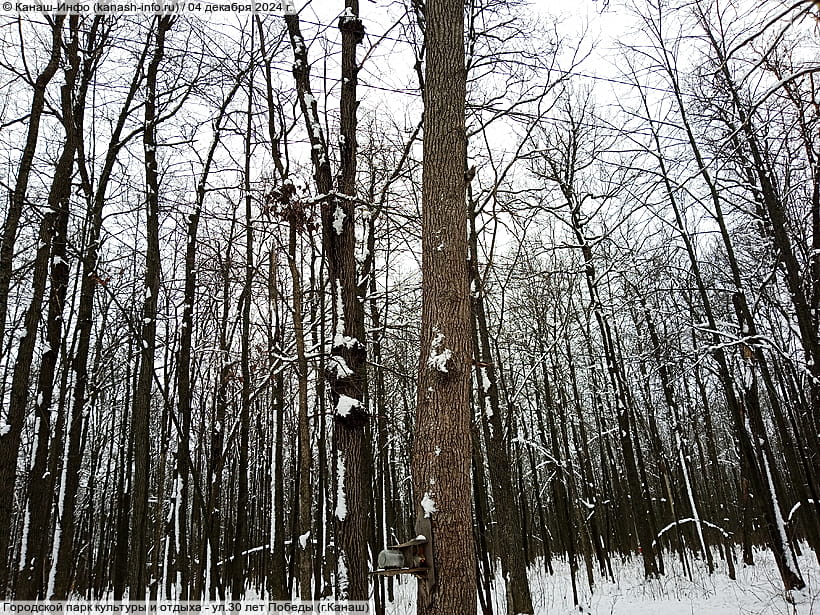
0,0,818,613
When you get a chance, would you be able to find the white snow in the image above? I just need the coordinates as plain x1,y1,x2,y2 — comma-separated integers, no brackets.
47,421,72,598
329,355,354,379
653,518,729,545
335,455,347,520
203,543,211,599
298,531,310,549
333,204,346,235
333,333,359,349
336,394,360,417
378,543,819,614
427,329,452,373
480,367,491,392
421,492,437,517
173,475,182,557
17,506,30,571
0,421,10,437
761,448,801,575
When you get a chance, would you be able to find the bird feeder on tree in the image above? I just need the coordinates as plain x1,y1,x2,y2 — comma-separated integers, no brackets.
372,516,435,607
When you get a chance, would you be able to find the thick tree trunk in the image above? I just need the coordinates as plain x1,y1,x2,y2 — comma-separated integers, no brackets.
411,0,476,611
51,24,151,602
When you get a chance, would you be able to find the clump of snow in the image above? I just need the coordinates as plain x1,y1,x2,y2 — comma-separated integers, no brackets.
298,531,310,549
421,492,437,518
336,394,360,418
335,456,347,521
329,355,353,379
427,329,452,373
333,333,359,349
333,204,346,235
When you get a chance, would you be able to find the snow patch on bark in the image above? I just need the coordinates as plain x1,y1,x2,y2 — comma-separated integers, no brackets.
427,329,452,373
335,455,347,520
329,355,353,379
333,204,346,235
336,394,360,418
421,492,437,517
333,333,359,349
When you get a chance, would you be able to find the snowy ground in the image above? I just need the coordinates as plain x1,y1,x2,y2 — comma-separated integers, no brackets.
380,546,819,614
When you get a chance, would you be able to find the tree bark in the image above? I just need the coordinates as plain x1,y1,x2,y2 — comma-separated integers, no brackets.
0,16,65,597
129,17,172,599
411,0,476,611
16,15,90,600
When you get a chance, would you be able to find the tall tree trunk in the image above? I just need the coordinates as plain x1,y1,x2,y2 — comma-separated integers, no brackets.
0,16,65,597
256,18,289,599
231,52,255,601
17,15,91,600
0,15,65,361
129,17,172,599
284,2,370,599
411,0,476,611
331,0,370,600
50,21,151,602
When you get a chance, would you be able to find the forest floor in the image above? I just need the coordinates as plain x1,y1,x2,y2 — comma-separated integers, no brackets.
380,545,819,614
